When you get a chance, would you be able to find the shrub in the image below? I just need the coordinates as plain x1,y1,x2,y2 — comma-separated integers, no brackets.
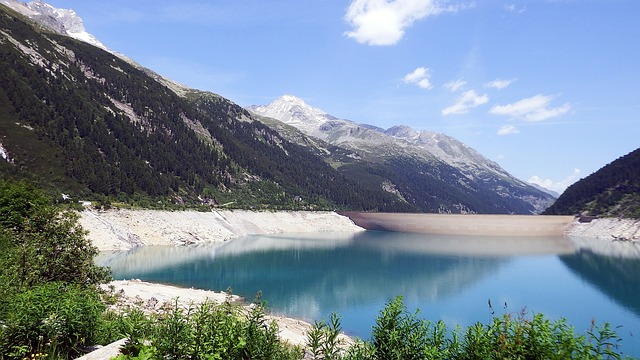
371,296,450,360
307,312,344,359
0,282,105,360
0,179,110,291
112,297,303,360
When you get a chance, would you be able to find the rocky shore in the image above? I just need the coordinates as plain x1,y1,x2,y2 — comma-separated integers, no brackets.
79,208,365,251
80,209,640,253
565,217,640,257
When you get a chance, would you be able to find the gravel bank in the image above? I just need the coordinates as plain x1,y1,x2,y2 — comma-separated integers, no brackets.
79,209,364,251
566,217,640,257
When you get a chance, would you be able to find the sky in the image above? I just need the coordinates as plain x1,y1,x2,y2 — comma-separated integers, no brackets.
45,0,640,194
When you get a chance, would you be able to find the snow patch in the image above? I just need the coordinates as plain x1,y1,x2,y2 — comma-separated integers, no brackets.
0,143,14,163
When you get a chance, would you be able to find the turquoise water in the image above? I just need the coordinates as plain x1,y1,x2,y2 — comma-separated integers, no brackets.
97,231,640,357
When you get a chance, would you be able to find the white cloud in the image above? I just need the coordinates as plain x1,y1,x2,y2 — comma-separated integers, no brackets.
484,78,515,89
344,0,469,46
403,67,432,89
504,4,526,13
404,67,427,82
497,124,519,135
442,89,489,115
444,78,466,92
528,168,581,194
416,78,432,89
489,94,571,122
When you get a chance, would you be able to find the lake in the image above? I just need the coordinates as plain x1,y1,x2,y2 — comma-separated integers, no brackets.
96,231,640,357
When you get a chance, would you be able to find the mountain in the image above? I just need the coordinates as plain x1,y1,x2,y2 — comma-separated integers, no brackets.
0,0,107,49
0,1,553,214
0,2,414,211
529,183,560,198
543,147,640,218
250,95,556,214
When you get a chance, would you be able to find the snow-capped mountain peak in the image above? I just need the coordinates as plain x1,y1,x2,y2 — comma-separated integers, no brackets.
249,94,556,213
249,95,338,135
1,0,107,50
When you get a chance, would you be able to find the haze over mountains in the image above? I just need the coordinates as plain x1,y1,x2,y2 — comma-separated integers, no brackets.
1,0,557,214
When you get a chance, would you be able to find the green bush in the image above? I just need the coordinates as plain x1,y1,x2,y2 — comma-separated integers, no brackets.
0,282,105,359
0,180,49,231
306,313,344,359
370,296,450,360
344,297,631,360
0,179,110,291
111,297,303,360
104,295,633,360
0,179,111,359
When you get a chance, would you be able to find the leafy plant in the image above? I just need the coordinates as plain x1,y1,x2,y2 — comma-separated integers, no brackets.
0,282,104,359
307,313,344,359
371,295,445,359
0,179,110,359
111,296,302,360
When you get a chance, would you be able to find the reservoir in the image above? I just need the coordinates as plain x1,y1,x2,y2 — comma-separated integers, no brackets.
97,231,640,357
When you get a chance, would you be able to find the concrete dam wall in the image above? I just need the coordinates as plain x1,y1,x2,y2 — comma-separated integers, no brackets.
339,212,576,237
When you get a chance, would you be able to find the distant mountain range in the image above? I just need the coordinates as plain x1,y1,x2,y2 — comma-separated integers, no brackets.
250,95,556,213
0,0,555,213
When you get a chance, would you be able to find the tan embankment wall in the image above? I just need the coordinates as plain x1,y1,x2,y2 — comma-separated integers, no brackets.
339,212,575,237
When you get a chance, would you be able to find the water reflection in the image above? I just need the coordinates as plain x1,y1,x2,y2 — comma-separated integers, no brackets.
350,231,576,256
561,250,640,316
97,232,640,356
98,232,578,321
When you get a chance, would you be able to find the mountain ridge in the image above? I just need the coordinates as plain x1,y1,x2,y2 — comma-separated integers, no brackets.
0,0,107,49
543,147,640,218
0,3,417,211
0,1,554,214
249,95,555,214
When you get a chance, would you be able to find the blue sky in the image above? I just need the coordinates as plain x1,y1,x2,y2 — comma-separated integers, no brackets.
47,0,639,194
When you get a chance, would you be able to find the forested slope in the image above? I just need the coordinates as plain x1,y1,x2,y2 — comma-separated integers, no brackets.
0,3,553,214
0,5,412,211
543,147,640,218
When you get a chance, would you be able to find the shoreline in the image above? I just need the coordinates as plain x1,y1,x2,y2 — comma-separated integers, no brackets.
79,208,365,251
79,209,640,358
79,279,347,360
80,209,640,253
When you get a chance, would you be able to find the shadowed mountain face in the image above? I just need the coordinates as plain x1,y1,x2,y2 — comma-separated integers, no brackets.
250,95,556,214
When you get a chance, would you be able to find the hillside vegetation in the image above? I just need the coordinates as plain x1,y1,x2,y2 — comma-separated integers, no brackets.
0,5,412,211
0,4,556,214
544,147,640,218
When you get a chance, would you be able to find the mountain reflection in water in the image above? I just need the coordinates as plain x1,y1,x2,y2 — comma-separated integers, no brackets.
561,250,640,316
97,231,640,356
